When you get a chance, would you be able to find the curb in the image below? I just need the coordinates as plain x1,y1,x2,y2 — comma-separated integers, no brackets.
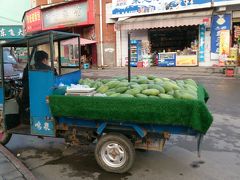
0,144,37,180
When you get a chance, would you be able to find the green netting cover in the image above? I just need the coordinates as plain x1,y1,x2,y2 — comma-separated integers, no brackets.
49,85,213,133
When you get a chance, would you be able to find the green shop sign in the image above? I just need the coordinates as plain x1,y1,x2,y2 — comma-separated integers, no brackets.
0,25,23,40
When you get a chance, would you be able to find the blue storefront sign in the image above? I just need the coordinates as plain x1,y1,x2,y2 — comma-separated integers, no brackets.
112,0,212,18
0,25,23,40
214,0,240,6
158,53,176,67
199,24,205,62
211,14,231,57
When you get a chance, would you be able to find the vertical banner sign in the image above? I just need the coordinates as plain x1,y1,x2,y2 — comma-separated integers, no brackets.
219,30,230,66
219,30,230,55
199,24,205,62
211,14,231,60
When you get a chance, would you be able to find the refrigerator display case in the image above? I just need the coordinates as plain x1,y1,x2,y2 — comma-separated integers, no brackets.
130,40,142,67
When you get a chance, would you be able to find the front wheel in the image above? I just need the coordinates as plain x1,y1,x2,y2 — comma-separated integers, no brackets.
95,133,135,173
0,114,12,145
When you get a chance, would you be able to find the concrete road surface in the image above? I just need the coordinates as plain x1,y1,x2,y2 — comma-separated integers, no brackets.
5,68,240,180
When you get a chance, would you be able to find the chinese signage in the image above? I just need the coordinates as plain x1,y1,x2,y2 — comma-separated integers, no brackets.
211,14,231,59
31,119,55,136
24,7,42,33
42,2,88,29
176,55,198,66
199,24,205,62
112,0,211,18
0,26,23,40
234,25,240,40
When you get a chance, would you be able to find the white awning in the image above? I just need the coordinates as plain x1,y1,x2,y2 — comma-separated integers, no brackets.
118,9,213,30
62,38,96,46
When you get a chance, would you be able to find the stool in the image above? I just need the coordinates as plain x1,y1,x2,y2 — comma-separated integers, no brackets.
83,63,90,69
225,66,235,77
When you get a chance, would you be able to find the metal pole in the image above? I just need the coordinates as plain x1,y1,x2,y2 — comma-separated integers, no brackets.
57,41,61,75
49,32,54,70
27,40,30,69
0,46,4,88
99,0,104,66
78,36,81,70
128,32,131,82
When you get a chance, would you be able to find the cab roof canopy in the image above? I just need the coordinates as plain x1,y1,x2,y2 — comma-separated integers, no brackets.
1,31,80,47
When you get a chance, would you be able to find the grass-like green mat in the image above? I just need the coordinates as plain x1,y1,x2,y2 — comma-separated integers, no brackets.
49,85,213,134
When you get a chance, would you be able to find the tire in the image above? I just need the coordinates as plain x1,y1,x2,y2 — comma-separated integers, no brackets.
0,112,12,145
95,133,135,173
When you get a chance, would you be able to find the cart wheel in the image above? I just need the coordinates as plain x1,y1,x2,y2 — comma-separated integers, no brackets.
0,115,12,145
95,133,135,173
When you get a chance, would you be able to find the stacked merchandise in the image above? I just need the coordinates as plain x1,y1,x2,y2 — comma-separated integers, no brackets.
65,84,96,96
130,40,142,67
78,76,199,100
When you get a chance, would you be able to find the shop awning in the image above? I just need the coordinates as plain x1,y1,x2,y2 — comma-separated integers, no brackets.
62,38,96,46
118,10,213,30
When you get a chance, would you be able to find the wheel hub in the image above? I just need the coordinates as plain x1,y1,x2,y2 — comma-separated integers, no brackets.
101,142,127,168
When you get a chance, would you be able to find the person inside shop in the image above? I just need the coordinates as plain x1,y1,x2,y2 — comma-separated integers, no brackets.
21,50,57,123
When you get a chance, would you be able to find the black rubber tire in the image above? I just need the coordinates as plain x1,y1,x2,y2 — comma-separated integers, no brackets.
95,133,135,173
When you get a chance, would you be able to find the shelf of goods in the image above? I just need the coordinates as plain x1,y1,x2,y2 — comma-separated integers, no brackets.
130,40,142,67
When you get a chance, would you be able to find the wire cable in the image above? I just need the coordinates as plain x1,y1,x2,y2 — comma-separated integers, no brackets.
0,15,22,23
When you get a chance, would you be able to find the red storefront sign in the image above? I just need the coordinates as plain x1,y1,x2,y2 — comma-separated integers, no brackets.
42,0,94,30
24,7,42,33
24,0,94,34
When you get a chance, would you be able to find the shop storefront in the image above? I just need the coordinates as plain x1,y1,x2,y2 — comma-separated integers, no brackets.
22,0,97,68
113,0,212,67
230,10,240,67
149,25,199,67
210,6,240,67
115,9,211,67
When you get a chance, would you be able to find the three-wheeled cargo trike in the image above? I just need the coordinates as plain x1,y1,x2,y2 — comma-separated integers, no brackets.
0,31,213,173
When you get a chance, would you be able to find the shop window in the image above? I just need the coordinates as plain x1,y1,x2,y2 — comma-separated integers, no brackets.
148,26,199,66
149,26,198,53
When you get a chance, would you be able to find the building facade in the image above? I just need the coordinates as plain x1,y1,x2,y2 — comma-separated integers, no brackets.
112,0,240,67
26,0,116,67
26,0,240,68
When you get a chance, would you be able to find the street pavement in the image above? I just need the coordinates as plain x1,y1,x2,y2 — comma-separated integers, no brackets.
0,144,36,180
0,151,24,180
3,67,240,180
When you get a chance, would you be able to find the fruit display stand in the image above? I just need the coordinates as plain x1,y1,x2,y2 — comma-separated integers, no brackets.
49,85,212,134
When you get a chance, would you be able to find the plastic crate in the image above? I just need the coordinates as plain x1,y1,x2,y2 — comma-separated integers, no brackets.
137,61,143,68
225,68,234,77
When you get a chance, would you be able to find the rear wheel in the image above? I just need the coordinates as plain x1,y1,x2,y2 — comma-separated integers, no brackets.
0,111,12,145
95,133,135,173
